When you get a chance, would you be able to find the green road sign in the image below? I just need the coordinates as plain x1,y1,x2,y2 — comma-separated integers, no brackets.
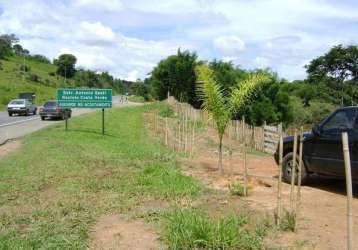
57,89,112,108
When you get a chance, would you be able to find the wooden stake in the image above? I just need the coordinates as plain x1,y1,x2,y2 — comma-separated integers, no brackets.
290,130,298,210
277,134,284,226
296,127,303,212
190,111,196,158
165,116,168,146
342,132,354,250
228,121,232,172
185,107,188,154
242,116,248,196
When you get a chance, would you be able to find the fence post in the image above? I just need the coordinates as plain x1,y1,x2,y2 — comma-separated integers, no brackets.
165,116,168,146
276,134,283,226
342,132,354,250
190,111,196,157
290,129,298,210
296,127,304,227
185,107,188,154
228,121,232,171
242,116,248,196
263,121,267,152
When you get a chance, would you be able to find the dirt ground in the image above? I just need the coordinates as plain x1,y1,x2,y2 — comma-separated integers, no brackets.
180,127,358,250
0,139,21,157
90,214,161,250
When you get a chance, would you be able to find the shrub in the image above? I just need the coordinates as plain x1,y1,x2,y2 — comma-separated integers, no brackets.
0,61,3,70
19,64,30,72
164,208,265,249
44,79,51,86
158,104,174,118
280,210,296,232
128,95,145,103
49,72,56,76
229,182,246,196
29,54,51,64
27,73,40,82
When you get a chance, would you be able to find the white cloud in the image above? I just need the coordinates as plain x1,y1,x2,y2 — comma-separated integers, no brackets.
125,70,139,82
213,36,245,56
253,57,269,68
78,21,117,45
73,0,123,11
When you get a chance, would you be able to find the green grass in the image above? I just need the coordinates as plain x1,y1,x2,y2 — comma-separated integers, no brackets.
163,208,268,250
0,55,75,110
0,105,202,249
128,95,145,103
158,104,175,118
229,182,247,196
280,210,297,232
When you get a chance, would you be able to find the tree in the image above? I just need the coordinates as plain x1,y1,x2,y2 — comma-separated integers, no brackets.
0,34,19,46
209,60,248,94
195,64,268,173
98,71,114,89
74,69,99,87
30,54,51,64
150,49,199,106
306,44,358,105
13,44,24,55
54,54,77,78
130,81,149,99
0,39,12,59
0,34,19,58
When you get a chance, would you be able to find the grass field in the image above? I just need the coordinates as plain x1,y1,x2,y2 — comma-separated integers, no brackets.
0,104,270,249
0,56,74,110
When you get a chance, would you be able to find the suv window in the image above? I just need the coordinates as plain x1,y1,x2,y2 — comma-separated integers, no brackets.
322,109,358,135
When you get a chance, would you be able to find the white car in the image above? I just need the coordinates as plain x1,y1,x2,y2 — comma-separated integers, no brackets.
7,99,37,116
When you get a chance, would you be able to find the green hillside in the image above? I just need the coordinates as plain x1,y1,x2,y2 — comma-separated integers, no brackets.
0,56,75,110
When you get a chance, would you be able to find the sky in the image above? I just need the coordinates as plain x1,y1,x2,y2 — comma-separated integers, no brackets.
0,0,357,81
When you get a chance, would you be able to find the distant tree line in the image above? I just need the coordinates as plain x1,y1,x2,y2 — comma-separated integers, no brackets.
146,46,358,127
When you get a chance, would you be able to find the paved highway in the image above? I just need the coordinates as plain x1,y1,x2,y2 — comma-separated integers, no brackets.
0,96,133,144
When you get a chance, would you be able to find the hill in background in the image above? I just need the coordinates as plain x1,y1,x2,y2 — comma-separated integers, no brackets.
0,55,75,109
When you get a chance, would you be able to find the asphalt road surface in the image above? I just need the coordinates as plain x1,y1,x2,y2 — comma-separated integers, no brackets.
0,96,134,144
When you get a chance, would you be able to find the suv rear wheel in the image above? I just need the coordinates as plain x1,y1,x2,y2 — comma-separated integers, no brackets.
282,152,308,185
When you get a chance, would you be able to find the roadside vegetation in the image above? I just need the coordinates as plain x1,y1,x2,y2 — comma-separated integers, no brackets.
0,104,273,249
128,95,146,103
164,208,268,249
148,46,357,127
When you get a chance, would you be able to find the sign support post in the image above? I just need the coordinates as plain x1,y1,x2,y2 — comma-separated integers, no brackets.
102,108,105,135
65,117,68,131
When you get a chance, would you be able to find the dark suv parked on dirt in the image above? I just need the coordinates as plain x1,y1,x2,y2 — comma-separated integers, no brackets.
275,106,358,184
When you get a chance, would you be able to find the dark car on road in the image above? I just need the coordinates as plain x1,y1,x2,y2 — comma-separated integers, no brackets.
39,101,72,120
275,106,358,184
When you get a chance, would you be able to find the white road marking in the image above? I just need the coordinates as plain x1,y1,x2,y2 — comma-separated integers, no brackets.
0,117,40,128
